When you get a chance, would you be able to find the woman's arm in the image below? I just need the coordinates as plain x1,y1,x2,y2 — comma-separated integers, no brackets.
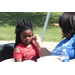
32,34,51,57
38,47,51,57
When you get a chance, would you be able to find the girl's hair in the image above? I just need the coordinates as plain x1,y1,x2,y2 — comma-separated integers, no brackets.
59,12,75,39
14,18,33,47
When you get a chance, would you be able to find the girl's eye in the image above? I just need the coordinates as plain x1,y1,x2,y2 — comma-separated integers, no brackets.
24,36,26,38
28,35,32,37
23,35,32,38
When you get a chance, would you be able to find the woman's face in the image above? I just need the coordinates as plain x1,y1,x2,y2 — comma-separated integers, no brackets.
20,29,33,45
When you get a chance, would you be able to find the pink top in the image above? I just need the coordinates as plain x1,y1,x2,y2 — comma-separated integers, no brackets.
13,42,40,62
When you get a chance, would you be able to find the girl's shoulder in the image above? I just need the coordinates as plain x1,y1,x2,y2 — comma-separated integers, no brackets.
14,42,25,53
16,42,22,47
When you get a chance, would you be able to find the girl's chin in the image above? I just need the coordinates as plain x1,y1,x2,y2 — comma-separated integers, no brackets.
22,41,31,45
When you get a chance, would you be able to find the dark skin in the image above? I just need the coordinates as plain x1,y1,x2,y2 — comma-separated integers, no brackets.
14,29,33,62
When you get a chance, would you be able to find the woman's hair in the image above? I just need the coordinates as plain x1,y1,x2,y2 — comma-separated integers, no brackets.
14,18,33,47
59,12,75,39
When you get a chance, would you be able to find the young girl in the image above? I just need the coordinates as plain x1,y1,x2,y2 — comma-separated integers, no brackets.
13,19,40,62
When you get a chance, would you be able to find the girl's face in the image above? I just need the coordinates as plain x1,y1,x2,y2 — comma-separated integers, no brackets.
20,29,33,45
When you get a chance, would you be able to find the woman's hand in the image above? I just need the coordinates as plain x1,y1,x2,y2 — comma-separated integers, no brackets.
32,34,51,56
57,57,61,61
32,34,43,49
57,57,75,62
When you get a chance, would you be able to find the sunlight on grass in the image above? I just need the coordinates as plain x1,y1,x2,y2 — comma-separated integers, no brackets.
0,26,15,40
43,25,63,42
0,12,63,42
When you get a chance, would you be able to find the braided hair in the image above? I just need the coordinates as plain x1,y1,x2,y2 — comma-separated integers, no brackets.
14,18,33,47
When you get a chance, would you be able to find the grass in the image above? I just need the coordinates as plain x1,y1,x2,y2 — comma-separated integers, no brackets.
0,26,15,40
43,25,62,42
0,12,63,42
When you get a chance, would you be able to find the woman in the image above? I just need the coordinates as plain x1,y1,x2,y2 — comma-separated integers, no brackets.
33,12,75,62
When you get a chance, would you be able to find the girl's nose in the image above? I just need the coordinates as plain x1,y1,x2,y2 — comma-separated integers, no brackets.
26,36,30,39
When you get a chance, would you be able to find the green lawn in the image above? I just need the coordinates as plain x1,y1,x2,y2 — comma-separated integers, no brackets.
0,12,63,42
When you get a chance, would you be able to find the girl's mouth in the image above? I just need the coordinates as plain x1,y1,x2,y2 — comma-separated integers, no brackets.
26,40,31,44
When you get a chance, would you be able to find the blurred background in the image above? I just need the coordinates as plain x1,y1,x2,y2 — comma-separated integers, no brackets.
0,12,63,42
